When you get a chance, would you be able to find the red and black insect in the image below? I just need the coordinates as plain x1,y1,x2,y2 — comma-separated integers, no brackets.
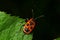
23,18,35,34
23,9,44,34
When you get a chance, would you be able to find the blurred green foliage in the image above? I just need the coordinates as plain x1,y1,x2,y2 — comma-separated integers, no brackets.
56,37,60,40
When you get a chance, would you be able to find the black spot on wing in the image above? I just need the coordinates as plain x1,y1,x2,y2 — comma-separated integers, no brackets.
27,24,29,26
25,28,30,32
30,21,33,25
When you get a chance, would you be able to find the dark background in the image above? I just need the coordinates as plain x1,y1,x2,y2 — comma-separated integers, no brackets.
0,0,60,40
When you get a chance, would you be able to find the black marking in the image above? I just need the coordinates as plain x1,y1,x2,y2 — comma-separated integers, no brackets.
30,21,33,25
30,27,32,29
25,28,30,32
27,24,29,26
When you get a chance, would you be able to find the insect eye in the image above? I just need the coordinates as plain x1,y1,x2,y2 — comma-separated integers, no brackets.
25,28,29,32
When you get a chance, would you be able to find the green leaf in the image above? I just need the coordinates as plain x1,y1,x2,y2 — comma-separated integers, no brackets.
55,37,60,40
0,11,33,40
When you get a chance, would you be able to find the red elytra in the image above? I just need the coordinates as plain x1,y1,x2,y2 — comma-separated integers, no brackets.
23,18,35,34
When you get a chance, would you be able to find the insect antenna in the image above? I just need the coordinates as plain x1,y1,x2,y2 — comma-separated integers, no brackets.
35,15,44,20
32,9,34,18
32,9,45,20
